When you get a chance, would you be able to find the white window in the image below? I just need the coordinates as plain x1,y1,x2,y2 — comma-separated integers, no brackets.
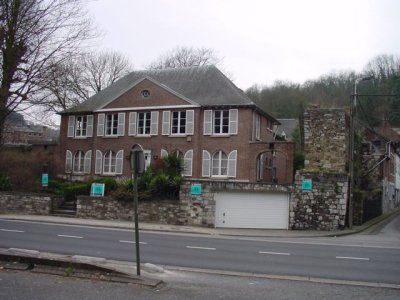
137,112,151,135
212,150,228,176
172,111,187,134
68,115,93,138
73,151,85,173
105,114,119,136
75,116,87,137
214,110,229,134
203,109,238,136
103,150,116,174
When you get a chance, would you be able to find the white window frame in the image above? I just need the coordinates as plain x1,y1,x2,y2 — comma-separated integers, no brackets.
65,150,72,173
213,110,230,135
212,150,228,177
105,114,119,136
103,150,117,174
75,116,88,137
171,111,187,135
137,111,151,136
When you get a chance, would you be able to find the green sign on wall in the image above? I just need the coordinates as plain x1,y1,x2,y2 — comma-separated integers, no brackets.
302,179,313,191
191,183,202,195
41,173,48,187
91,183,105,197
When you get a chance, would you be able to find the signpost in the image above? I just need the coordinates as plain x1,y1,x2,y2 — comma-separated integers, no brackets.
130,144,145,276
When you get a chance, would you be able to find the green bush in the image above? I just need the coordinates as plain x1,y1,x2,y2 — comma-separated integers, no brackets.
0,174,12,191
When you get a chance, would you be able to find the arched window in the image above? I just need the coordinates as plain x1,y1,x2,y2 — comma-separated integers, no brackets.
212,150,228,176
73,151,85,173
103,150,116,174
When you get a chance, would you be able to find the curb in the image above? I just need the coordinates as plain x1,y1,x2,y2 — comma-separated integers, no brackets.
0,248,162,287
1,208,399,238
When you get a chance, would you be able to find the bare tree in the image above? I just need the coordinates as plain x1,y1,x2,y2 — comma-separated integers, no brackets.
81,50,133,94
147,46,222,69
38,50,133,114
0,0,97,144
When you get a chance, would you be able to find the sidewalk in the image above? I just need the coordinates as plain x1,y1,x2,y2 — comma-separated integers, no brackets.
2,208,399,238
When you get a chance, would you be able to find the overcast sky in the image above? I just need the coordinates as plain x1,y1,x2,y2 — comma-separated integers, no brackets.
86,0,400,90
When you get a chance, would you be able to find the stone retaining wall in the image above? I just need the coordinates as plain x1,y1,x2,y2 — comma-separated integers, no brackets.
290,171,348,230
76,196,181,224
0,192,51,215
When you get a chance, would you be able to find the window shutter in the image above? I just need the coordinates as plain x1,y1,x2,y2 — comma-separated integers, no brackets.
67,116,75,137
117,113,125,136
116,150,124,175
161,149,168,158
227,150,237,178
97,114,105,136
183,149,193,176
229,109,238,135
95,150,102,174
162,111,171,135
84,150,92,174
65,150,72,173
203,110,212,135
202,150,211,177
86,115,94,137
150,111,159,135
186,110,194,135
129,112,137,136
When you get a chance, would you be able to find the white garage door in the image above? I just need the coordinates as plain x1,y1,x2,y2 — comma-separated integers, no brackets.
215,192,289,229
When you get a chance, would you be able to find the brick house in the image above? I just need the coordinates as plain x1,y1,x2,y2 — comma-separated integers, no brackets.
58,65,294,184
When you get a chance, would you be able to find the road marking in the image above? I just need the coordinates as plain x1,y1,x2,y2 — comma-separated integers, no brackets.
0,229,24,233
57,234,83,239
186,246,216,251
119,240,148,245
258,251,291,256
336,256,370,261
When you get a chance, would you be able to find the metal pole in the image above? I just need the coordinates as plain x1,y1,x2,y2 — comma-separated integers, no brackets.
348,92,356,229
133,151,141,276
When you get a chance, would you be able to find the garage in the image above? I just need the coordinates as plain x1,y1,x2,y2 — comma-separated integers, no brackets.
215,191,289,229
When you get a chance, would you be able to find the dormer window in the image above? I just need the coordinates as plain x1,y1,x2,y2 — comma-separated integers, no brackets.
141,89,150,98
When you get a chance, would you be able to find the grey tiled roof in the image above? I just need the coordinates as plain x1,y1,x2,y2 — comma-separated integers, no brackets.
276,119,299,140
60,66,274,121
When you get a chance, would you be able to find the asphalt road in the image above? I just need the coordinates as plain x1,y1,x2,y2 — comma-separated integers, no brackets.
0,217,399,285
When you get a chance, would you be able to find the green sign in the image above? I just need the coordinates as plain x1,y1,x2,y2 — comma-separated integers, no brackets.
302,179,313,191
91,183,105,197
42,173,48,187
191,183,202,195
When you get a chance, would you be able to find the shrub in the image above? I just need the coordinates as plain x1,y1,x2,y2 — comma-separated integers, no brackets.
0,174,12,191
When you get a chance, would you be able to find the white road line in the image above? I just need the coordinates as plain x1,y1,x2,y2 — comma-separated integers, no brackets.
0,229,24,233
259,251,291,256
336,256,370,261
186,246,216,251
119,240,148,245
57,234,83,239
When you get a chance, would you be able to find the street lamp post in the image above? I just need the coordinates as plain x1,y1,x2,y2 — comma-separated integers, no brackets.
130,145,145,276
348,76,373,229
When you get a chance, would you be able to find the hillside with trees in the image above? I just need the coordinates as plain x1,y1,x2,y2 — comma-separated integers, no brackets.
246,54,400,127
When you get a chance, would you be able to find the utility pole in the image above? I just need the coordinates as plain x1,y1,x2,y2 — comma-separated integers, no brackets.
348,76,373,229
